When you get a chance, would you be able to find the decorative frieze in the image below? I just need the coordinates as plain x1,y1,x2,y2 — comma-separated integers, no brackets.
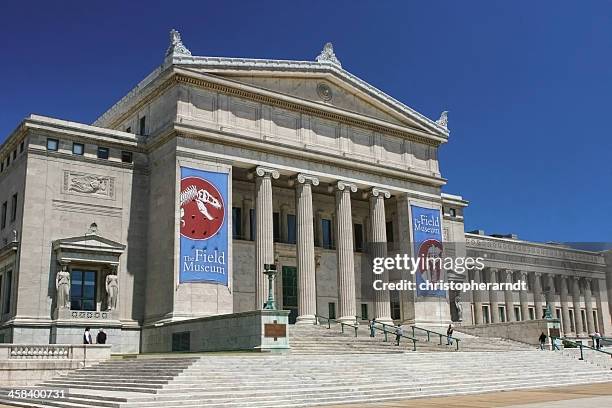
63,171,115,199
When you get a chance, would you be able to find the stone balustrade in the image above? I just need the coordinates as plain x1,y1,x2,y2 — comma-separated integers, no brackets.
0,344,111,361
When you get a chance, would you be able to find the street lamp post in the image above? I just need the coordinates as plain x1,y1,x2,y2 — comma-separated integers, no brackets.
263,264,277,310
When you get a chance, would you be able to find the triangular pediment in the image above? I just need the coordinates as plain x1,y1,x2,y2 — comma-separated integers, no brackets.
53,234,125,252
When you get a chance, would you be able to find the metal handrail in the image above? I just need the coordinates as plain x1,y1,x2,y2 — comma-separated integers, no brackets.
590,335,612,347
553,336,612,361
411,325,461,351
314,314,359,337
367,320,418,351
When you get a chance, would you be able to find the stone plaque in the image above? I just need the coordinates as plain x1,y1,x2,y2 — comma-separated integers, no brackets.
264,323,286,338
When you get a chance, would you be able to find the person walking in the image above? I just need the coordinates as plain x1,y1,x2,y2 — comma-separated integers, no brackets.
446,324,454,346
552,336,561,351
96,328,107,344
83,327,93,344
538,332,547,350
594,331,601,349
369,318,377,338
395,326,404,346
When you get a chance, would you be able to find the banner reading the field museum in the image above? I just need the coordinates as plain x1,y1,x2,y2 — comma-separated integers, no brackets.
411,205,445,297
179,167,228,285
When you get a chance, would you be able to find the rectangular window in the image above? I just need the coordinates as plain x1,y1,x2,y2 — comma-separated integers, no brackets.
322,219,332,249
232,207,242,239
249,209,255,241
515,306,521,321
10,194,17,222
385,221,394,243
121,151,133,163
593,310,599,332
273,212,280,243
328,302,336,320
1,161,3,172
499,306,506,322
1,201,6,229
390,290,401,320
569,309,575,332
97,147,109,160
70,270,97,311
482,305,490,324
360,304,368,320
287,214,296,244
139,116,146,135
46,138,59,151
3,271,11,315
72,143,84,156
528,307,535,320
449,208,457,217
20,141,24,153
354,223,364,252
581,310,587,332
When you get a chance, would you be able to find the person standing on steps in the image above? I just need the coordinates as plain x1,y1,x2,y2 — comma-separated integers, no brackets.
369,318,377,338
395,325,403,346
538,332,547,350
96,328,107,344
446,324,454,346
83,327,93,344
552,336,561,351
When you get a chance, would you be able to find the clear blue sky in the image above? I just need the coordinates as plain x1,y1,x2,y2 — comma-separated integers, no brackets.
1,1,610,243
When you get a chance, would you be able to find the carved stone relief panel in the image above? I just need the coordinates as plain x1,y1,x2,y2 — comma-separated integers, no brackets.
63,171,115,200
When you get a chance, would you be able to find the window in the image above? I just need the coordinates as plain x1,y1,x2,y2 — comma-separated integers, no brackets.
273,212,280,242
249,209,255,241
126,127,131,133
482,305,490,324
391,290,401,320
72,143,84,156
1,201,6,229
385,221,394,243
360,304,368,320
514,306,521,321
139,116,146,135
20,141,24,153
581,310,587,332
3,271,11,314
287,214,296,244
46,138,59,151
499,306,506,322
528,307,535,320
449,208,457,217
593,310,599,332
121,151,133,163
12,150,16,160
97,147,109,160
322,219,332,249
328,302,336,320
569,309,575,332
10,194,17,222
70,270,97,311
1,161,3,172
232,207,242,239
354,223,364,252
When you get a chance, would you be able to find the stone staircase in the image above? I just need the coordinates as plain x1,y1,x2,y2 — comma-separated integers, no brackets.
1,349,612,407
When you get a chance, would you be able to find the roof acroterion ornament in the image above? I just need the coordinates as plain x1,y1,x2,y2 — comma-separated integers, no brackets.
165,29,192,58
436,111,448,129
316,42,341,67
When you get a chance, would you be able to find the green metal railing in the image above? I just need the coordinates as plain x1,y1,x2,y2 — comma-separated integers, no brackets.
552,336,612,361
590,335,612,348
314,315,359,337
368,320,418,351
411,325,461,351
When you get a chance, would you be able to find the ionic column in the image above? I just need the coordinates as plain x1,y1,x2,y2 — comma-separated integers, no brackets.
518,271,529,321
533,272,544,320
544,274,556,317
489,268,500,323
295,174,319,324
503,270,515,322
254,166,279,309
571,276,585,336
335,180,358,323
369,187,392,324
559,275,573,336
584,278,595,334
472,268,484,325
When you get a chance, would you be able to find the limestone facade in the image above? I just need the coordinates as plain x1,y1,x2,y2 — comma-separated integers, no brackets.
0,32,609,352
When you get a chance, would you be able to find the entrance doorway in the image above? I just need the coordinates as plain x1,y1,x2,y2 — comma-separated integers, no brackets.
282,266,298,324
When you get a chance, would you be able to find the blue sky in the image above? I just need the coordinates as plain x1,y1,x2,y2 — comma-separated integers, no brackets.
1,1,610,242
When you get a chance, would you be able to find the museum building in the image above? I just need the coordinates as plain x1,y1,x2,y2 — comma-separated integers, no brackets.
0,31,609,353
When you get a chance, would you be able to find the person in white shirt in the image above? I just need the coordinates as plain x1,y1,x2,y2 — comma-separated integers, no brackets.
83,327,93,344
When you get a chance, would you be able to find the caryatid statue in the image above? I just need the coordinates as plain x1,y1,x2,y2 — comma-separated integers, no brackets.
454,293,463,322
105,266,119,311
55,264,71,309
